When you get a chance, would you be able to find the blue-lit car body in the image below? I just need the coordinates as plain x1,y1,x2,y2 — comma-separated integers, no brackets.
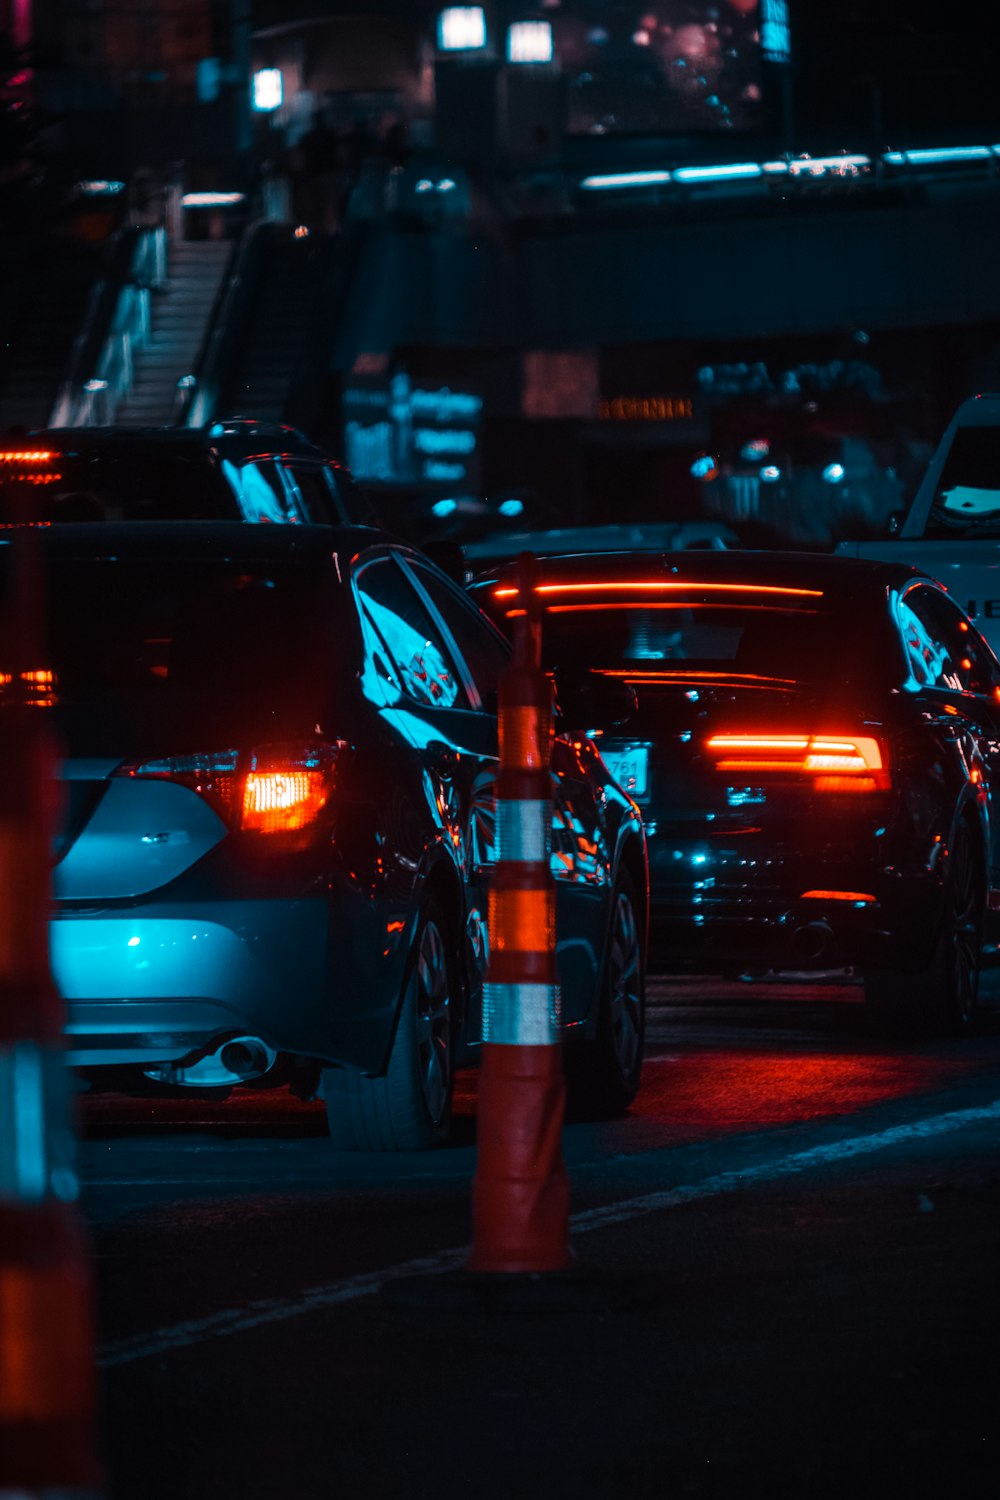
10,524,647,1145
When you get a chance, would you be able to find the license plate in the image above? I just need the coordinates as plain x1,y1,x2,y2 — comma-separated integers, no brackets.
602,745,650,801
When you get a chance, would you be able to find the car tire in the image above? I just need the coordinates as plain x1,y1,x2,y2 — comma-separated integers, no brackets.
323,895,457,1150
566,870,645,1118
863,817,983,1039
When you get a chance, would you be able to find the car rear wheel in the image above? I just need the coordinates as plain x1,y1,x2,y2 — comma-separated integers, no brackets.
863,818,983,1039
323,897,456,1150
566,871,645,1118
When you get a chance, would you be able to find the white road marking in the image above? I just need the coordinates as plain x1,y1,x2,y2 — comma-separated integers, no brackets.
96,1097,1000,1369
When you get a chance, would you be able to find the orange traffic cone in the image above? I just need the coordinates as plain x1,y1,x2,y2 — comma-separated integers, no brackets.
469,553,572,1274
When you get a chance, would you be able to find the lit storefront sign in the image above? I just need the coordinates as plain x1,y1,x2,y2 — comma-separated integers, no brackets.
344,365,483,490
761,0,791,65
599,395,694,421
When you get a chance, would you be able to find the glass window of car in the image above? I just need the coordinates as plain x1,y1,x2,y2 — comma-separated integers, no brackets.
221,458,298,522
2,551,340,754
927,428,1000,538
281,462,338,523
406,560,509,709
353,556,466,710
897,585,995,693
475,580,868,686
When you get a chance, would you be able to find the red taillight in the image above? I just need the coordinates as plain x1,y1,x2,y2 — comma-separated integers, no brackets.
705,733,888,792
242,760,331,833
120,741,344,832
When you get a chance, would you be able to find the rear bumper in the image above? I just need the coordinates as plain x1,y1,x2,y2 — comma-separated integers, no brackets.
645,828,945,975
52,900,331,1068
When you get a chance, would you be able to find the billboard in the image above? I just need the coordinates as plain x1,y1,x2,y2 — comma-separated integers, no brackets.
554,2,770,136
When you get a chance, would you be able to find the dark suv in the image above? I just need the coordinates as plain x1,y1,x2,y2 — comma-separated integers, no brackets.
0,420,375,526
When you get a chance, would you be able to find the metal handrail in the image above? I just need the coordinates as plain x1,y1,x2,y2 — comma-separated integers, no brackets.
180,220,271,428
48,226,168,427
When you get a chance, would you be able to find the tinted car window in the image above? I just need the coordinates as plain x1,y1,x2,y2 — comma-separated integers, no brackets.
0,439,349,525
926,427,1000,538
0,449,231,521
408,561,509,707
898,585,996,693
280,462,338,523
354,556,467,710
0,551,340,754
477,581,868,685
222,459,301,522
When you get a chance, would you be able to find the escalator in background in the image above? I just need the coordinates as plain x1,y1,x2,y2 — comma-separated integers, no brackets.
195,220,374,449
113,239,233,426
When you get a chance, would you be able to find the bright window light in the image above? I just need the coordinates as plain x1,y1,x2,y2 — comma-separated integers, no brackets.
181,191,246,207
252,69,283,112
823,463,845,483
438,7,486,51
432,498,458,517
498,497,524,517
508,20,553,64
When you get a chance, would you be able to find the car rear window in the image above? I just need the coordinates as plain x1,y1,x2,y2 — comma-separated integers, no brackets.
0,549,344,755
0,447,232,521
926,427,1000,538
478,578,870,685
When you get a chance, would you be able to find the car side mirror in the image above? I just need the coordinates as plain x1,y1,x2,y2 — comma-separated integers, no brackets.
552,668,636,731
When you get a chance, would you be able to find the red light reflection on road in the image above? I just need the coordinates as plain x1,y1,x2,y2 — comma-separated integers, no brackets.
629,1050,979,1139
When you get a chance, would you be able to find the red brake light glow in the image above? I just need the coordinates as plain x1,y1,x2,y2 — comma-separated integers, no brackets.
705,733,888,791
492,580,824,600
801,889,876,903
121,742,344,834
242,765,330,833
0,667,57,707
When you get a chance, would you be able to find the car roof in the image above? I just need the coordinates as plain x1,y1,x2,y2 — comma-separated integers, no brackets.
12,520,386,564
470,547,935,603
0,422,339,460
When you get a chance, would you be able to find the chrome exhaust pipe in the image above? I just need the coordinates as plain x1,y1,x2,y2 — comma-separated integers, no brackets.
145,1035,277,1088
219,1036,277,1080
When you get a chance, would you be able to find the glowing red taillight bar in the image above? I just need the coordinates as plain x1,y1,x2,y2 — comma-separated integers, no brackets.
801,890,876,903
493,580,824,600
705,733,888,791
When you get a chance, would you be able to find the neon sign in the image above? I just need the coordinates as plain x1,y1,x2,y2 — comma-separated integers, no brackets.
599,396,693,421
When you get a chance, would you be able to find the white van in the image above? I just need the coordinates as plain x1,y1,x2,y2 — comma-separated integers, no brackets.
836,393,1000,655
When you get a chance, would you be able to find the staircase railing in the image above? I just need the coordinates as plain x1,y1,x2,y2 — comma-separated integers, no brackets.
178,220,272,427
48,227,168,427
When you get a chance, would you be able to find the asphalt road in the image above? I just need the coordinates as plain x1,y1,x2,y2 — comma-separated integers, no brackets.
75,975,1000,1500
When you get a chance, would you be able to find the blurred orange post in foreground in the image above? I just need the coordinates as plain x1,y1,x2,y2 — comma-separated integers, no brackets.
0,523,102,1497
469,552,571,1274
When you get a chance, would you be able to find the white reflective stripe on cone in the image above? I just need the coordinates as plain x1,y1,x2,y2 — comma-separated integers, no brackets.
496,799,551,863
0,1041,79,1204
482,982,561,1045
